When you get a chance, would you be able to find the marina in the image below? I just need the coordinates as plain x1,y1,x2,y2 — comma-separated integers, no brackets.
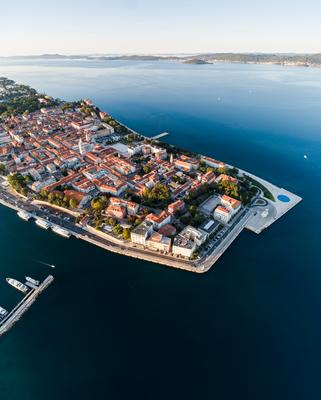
17,208,72,239
0,275,54,337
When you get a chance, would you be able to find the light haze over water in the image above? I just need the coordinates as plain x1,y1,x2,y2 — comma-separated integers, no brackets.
0,59,320,400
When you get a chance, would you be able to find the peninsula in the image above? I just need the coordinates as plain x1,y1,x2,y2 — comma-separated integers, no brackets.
0,78,302,273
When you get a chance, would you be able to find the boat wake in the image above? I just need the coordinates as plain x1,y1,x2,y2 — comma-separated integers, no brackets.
34,260,55,269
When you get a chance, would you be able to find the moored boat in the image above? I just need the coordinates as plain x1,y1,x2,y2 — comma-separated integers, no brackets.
25,277,40,286
35,218,51,230
51,225,71,238
0,306,8,317
6,278,28,293
17,210,31,221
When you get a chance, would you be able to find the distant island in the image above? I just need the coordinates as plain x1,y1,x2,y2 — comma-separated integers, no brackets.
183,59,209,65
0,78,302,273
2,53,321,68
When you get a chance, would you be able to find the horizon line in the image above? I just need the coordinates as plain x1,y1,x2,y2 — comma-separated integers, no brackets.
1,51,321,59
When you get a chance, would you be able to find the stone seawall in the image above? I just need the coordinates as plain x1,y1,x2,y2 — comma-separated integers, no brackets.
78,234,202,273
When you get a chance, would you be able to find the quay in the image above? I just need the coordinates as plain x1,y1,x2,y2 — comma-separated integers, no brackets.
0,150,301,274
0,275,54,336
151,132,169,140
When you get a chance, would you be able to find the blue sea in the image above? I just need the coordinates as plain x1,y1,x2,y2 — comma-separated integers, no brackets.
0,58,320,399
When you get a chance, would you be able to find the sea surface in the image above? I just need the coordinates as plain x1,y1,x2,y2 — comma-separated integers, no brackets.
0,59,320,400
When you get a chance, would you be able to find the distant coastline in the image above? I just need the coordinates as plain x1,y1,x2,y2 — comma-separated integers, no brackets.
2,53,321,69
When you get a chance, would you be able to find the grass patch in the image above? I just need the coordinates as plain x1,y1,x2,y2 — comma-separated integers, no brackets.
245,176,275,202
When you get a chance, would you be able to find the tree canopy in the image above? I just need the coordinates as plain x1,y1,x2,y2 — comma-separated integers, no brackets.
142,183,170,205
7,173,30,196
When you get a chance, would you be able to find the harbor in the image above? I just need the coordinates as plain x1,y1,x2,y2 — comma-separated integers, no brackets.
0,172,301,274
0,275,54,336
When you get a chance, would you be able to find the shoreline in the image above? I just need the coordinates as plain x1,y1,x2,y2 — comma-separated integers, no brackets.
1,55,321,71
0,152,302,273
0,86,302,273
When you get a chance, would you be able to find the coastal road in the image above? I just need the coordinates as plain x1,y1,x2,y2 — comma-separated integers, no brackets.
196,208,253,272
0,179,252,273
0,181,198,272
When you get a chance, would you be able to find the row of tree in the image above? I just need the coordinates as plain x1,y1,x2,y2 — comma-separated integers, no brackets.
39,189,77,209
93,214,132,240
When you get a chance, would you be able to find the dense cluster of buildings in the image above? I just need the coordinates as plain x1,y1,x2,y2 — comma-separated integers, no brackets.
0,104,243,259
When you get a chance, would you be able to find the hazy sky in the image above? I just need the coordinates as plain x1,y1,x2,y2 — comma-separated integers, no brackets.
1,0,320,55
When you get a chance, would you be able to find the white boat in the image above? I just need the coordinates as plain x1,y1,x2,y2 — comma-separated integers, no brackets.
51,225,71,238
0,306,8,317
35,218,51,230
6,278,28,294
25,277,40,286
17,210,31,221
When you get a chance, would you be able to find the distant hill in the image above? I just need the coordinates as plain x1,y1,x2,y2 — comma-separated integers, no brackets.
2,53,321,68
197,53,321,67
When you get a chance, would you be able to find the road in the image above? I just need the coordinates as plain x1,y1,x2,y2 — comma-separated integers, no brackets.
0,177,251,274
196,208,253,272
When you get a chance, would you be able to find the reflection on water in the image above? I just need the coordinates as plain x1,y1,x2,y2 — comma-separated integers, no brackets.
0,59,320,399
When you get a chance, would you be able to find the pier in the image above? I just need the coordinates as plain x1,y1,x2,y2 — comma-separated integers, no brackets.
151,132,169,140
0,275,54,336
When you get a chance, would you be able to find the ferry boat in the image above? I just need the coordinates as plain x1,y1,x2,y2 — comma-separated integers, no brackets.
25,277,40,286
0,306,8,317
17,210,31,221
51,225,71,238
35,218,51,230
6,278,29,294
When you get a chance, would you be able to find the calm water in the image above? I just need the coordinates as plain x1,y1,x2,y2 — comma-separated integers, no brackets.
0,59,320,399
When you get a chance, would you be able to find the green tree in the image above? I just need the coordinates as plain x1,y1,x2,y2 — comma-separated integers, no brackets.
91,197,104,211
113,224,123,236
69,198,77,209
48,192,55,203
143,165,151,175
39,189,48,199
7,173,30,195
122,228,131,240
106,217,117,226
0,163,6,175
142,183,170,205
188,205,197,217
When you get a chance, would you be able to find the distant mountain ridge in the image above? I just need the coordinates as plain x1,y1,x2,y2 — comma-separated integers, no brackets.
2,53,321,67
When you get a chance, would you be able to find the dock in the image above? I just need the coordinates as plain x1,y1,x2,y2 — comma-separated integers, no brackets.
0,275,54,336
151,132,169,140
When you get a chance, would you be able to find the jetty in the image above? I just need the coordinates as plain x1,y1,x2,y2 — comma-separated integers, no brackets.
151,132,169,140
0,275,54,336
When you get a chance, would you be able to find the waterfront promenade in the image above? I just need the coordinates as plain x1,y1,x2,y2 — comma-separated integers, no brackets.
0,177,249,273
0,163,301,274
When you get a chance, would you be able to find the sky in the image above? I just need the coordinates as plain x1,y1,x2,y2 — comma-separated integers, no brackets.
1,0,321,55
